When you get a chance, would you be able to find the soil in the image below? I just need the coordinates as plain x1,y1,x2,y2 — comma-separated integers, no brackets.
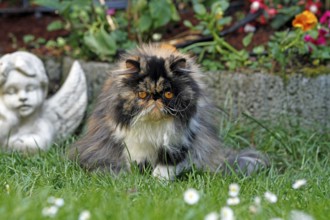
0,10,273,57
0,13,68,56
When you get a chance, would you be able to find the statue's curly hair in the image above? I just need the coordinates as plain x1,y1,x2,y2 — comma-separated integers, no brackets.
0,51,48,94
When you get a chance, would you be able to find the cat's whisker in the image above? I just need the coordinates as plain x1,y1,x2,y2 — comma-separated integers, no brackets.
163,107,177,117
174,92,194,112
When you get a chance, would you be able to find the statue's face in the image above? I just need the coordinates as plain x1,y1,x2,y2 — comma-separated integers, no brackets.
2,70,45,118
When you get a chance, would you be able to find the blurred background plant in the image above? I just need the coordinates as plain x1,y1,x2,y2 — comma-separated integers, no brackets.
2,0,329,73
243,0,329,72
33,0,135,61
182,0,251,70
264,9,330,72
180,0,329,72
126,0,180,42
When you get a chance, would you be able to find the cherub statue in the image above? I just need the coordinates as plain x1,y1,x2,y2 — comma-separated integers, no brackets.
0,51,87,153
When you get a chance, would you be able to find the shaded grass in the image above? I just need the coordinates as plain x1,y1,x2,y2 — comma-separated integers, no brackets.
0,118,329,220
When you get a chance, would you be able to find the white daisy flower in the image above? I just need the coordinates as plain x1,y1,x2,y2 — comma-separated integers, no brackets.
264,191,278,203
228,183,240,197
42,206,58,217
204,211,219,220
220,206,235,220
292,179,307,189
79,210,91,220
183,188,200,205
48,196,65,207
226,197,240,206
289,210,314,220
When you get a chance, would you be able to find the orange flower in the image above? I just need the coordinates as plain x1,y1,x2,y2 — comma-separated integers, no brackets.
292,10,318,31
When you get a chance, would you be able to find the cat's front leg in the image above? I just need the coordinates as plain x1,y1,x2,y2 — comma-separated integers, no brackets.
152,146,188,180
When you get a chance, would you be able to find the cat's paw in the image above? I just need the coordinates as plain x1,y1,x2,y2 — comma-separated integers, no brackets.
152,165,176,181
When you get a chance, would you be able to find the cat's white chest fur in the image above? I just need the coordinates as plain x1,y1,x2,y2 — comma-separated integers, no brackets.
123,118,178,165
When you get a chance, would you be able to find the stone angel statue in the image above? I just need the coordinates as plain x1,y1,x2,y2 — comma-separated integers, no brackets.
0,51,87,153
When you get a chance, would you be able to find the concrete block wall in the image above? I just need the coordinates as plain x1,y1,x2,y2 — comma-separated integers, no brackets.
44,57,330,130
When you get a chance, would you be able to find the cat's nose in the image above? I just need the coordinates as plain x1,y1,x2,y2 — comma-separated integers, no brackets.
152,93,161,100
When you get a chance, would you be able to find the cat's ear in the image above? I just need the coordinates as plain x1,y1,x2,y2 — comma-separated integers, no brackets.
125,59,140,72
170,58,187,73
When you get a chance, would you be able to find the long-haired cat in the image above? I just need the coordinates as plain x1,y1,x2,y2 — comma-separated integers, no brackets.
69,44,268,180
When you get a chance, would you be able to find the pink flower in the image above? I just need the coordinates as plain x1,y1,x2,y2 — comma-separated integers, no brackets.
266,8,278,18
320,11,330,28
107,8,116,16
304,29,328,46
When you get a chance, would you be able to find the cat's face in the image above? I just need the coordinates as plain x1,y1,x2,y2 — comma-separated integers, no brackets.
111,53,200,128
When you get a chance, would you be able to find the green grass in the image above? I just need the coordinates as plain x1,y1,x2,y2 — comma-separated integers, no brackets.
0,117,329,220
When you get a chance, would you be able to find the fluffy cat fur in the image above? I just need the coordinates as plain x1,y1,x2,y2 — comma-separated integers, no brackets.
69,44,268,180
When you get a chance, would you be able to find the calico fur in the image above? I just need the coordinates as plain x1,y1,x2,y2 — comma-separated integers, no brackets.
69,44,268,179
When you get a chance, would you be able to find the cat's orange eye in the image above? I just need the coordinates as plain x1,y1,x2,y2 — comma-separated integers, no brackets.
164,91,174,99
138,91,148,99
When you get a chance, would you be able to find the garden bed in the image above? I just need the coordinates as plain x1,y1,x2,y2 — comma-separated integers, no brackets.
0,6,273,57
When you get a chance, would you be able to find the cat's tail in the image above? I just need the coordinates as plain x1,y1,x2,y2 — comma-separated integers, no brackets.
223,149,270,176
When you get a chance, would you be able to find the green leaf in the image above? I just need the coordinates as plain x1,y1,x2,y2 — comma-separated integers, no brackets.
45,40,57,48
137,14,152,33
253,46,265,54
37,38,46,44
56,37,66,47
183,20,193,28
308,29,318,39
136,0,148,10
218,0,230,11
243,33,254,47
47,20,64,31
150,0,172,28
23,35,35,43
193,3,206,15
169,1,180,21
83,27,117,60
217,16,232,26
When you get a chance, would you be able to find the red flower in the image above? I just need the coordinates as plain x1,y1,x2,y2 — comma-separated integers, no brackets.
304,29,328,46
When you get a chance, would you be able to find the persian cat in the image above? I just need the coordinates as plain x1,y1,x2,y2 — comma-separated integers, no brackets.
69,44,268,180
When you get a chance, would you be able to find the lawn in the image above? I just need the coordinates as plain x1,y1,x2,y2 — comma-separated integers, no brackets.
0,117,329,220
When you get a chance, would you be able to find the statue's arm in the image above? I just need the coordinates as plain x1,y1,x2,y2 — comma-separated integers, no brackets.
8,119,54,152
0,105,18,143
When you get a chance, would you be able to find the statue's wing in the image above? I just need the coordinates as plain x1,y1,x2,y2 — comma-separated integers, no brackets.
43,61,88,141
